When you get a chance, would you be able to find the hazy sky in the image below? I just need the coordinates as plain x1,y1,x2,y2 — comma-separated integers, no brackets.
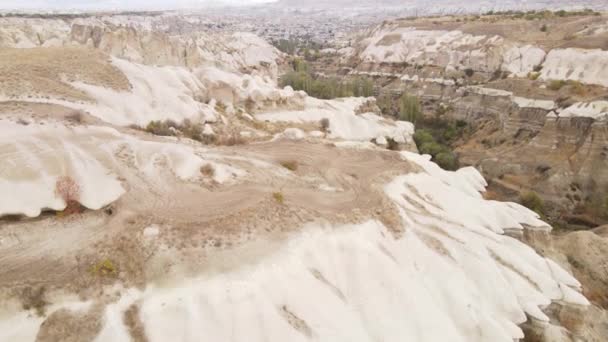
0,0,277,10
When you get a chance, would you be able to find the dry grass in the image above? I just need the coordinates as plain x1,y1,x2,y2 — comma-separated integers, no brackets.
272,192,285,204
0,47,130,101
91,259,118,277
548,80,567,91
216,133,246,146
280,160,299,171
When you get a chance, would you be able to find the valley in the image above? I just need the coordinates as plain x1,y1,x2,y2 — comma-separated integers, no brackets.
0,5,607,342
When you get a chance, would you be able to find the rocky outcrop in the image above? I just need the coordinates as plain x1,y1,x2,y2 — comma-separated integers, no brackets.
520,227,608,341
0,17,283,80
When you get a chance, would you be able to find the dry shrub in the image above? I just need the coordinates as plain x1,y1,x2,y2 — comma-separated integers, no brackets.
55,176,82,215
20,286,48,316
66,110,84,123
91,259,118,277
200,164,215,177
272,192,284,204
569,81,587,96
145,120,176,136
320,118,330,133
179,119,204,142
218,133,246,146
280,160,298,171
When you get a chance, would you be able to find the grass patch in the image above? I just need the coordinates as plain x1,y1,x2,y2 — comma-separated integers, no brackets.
280,160,298,171
272,192,285,204
280,59,374,99
91,259,118,277
547,80,567,91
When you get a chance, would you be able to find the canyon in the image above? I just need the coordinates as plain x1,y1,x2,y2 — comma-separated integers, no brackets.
0,9,607,342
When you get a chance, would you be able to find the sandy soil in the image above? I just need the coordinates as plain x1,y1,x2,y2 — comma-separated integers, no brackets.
0,134,411,304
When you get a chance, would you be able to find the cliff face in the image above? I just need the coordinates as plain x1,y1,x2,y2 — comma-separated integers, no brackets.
0,17,283,80
333,13,608,224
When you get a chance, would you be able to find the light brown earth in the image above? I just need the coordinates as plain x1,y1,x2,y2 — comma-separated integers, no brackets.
0,47,131,101
0,131,411,305
393,12,608,50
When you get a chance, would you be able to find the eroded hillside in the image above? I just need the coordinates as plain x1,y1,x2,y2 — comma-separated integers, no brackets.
0,13,605,342
312,10,608,230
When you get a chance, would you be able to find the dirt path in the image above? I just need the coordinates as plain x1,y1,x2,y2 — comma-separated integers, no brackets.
0,140,413,302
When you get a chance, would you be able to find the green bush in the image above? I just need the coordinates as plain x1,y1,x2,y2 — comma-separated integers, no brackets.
435,152,458,171
413,129,435,146
413,128,460,170
280,71,374,99
419,141,444,156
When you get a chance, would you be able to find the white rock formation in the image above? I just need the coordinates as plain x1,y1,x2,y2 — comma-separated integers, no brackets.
0,149,589,342
256,97,415,143
0,120,245,217
559,101,608,119
540,48,608,87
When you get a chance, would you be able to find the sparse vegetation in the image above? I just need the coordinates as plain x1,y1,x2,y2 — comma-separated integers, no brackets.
412,119,469,171
519,191,544,216
569,81,587,96
91,259,118,277
280,160,299,171
217,133,246,146
540,24,548,32
319,118,330,133
464,68,475,77
280,60,374,99
145,120,178,136
143,119,224,145
55,176,82,215
398,94,421,123
527,72,541,81
483,9,599,20
548,80,567,91
272,192,285,204
547,80,588,96
20,286,48,316
180,119,203,141
200,164,215,177
66,110,84,123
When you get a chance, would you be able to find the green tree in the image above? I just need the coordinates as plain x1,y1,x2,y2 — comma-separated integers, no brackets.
399,94,421,123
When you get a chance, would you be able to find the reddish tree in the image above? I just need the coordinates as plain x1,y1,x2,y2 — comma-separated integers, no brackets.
54,176,82,215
